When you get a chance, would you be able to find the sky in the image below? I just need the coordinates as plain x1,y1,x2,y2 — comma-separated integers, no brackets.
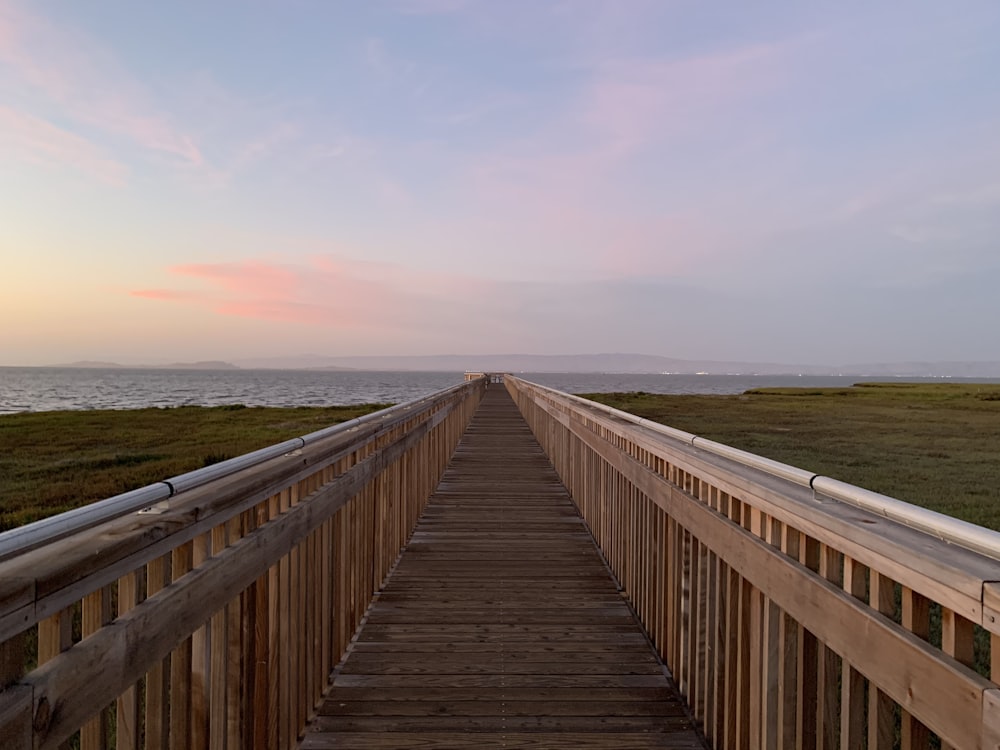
1,0,999,367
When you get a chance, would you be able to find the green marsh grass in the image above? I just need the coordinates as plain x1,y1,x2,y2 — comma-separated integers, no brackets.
0,403,389,531
586,382,1000,683
583,382,1000,530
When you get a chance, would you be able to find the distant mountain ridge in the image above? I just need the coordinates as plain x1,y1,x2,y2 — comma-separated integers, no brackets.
290,354,1000,377
54,360,239,370
45,354,1000,377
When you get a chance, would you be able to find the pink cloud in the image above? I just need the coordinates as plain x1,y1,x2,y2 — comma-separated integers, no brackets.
0,106,127,184
0,1,203,167
131,289,204,302
131,256,493,334
170,261,301,299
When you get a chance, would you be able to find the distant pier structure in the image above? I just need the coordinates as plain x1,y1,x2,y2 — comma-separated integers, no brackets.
464,371,504,385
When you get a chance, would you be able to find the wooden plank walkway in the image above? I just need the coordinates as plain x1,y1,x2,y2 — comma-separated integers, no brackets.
302,387,704,749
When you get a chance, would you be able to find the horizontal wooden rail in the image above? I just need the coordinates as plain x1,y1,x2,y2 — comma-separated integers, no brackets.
506,375,1000,750
0,379,483,750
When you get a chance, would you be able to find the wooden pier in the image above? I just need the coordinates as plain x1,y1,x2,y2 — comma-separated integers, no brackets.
303,388,703,748
4,375,1000,749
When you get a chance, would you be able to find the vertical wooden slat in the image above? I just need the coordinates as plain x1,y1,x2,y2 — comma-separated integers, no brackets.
736,574,752,750
263,494,281,750
291,484,305,748
170,542,194,750
749,584,764,750
760,518,782,750
867,572,896,750
190,533,211,750
209,524,228,750
840,557,866,750
277,488,292,750
228,513,247,750
900,587,931,750
116,572,141,750
704,541,719,746
778,525,800,750
37,607,73,666
145,554,171,750
940,606,975,750
690,535,704,717
320,515,333,691
797,537,820,750
992,632,1000,688
81,585,112,750
817,546,842,750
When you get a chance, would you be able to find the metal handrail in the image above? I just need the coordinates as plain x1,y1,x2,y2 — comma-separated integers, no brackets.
510,376,1000,560
0,380,474,560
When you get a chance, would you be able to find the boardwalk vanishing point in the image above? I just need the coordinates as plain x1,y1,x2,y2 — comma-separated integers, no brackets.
303,387,704,748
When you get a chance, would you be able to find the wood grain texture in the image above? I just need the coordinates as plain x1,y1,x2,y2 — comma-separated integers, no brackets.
304,388,704,749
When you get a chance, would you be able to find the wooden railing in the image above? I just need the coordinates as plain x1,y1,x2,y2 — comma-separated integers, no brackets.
506,375,1000,750
0,380,483,750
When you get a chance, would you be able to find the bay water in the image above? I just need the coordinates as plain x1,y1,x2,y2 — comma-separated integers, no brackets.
0,367,986,415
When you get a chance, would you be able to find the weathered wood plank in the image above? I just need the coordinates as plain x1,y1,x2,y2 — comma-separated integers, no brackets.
302,732,706,749
301,388,703,749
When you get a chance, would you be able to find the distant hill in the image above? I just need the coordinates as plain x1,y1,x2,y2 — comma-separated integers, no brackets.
225,353,1000,378
837,361,1000,378
53,360,125,368
53,360,240,370
231,355,356,370
41,354,1000,377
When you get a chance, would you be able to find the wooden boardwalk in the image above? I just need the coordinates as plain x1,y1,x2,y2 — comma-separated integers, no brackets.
302,388,704,749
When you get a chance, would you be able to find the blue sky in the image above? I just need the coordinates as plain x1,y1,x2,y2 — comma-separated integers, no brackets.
2,0,998,366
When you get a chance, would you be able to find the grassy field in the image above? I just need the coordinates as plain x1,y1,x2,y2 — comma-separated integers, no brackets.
0,403,389,531
3,382,999,533
583,382,1000,531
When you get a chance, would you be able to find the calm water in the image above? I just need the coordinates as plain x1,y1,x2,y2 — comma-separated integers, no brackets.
0,367,989,414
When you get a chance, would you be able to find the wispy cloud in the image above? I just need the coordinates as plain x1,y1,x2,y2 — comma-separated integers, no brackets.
580,43,794,158
0,1,203,168
171,261,301,299
0,106,127,184
131,289,203,303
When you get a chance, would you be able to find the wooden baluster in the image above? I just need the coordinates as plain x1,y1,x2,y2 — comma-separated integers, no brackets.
703,517,721,748
940,606,975,750
229,512,249,750
867,572,896,750
796,537,820,750
145,554,171,750
900,587,931,750
816,546,842,750
777,525,800,750
38,603,75,749
276,488,292,750
81,585,113,750
840,557,866,750
736,569,753,750
190,533,211,750
209,523,229,750
262,493,281,750
170,542,194,750
116,573,140,750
